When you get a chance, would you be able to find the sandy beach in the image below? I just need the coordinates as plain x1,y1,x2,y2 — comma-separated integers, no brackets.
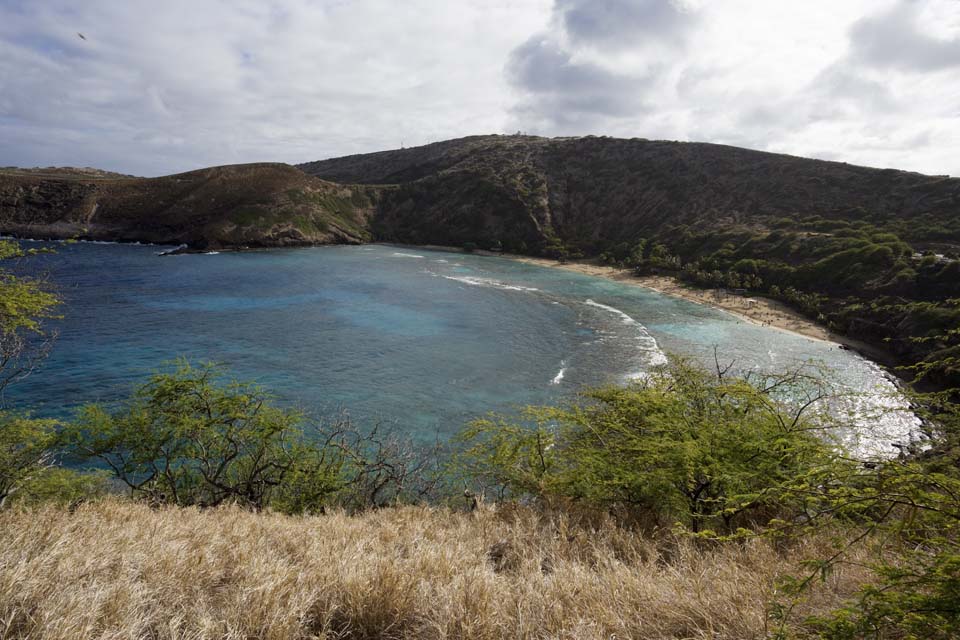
510,256,839,339
415,245,891,364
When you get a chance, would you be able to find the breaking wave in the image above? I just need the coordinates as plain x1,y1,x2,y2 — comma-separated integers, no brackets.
442,275,539,292
584,299,668,367
551,361,567,385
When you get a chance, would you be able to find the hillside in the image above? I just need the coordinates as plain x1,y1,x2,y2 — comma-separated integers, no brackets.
0,163,377,249
5,135,958,255
299,134,960,255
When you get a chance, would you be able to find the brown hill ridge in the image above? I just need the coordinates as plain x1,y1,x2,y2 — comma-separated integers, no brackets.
0,163,377,249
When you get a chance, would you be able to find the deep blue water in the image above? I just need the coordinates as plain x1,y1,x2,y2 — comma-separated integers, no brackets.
5,242,917,455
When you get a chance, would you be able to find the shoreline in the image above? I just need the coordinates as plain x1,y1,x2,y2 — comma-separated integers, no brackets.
413,244,895,368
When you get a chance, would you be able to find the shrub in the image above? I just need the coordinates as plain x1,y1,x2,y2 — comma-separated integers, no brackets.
457,360,845,532
64,361,311,510
63,360,443,513
7,467,111,507
0,239,60,393
0,413,60,509
771,452,960,639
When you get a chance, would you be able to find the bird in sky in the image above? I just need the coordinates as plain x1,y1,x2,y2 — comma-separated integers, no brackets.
77,32,86,41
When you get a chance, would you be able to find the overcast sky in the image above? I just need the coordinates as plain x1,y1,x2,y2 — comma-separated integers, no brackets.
1,0,958,177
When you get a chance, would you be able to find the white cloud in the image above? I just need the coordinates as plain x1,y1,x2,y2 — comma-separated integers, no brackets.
0,0,552,175
0,0,958,176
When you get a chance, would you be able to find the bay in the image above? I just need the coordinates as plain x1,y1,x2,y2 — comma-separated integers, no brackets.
5,241,918,456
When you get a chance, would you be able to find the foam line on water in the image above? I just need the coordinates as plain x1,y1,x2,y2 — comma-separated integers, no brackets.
584,299,668,367
391,252,425,258
442,275,539,292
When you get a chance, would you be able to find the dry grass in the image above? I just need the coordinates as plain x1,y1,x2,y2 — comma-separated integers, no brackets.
0,500,871,639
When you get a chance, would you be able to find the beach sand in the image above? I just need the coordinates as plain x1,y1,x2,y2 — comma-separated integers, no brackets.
415,245,890,364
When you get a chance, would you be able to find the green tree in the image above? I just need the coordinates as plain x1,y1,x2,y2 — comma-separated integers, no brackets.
0,239,60,392
63,361,444,513
763,446,960,638
455,416,557,502
0,238,64,509
0,413,58,508
6,466,111,507
64,361,311,510
764,385,960,638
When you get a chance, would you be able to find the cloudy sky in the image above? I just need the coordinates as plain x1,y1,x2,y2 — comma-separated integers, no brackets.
1,0,958,176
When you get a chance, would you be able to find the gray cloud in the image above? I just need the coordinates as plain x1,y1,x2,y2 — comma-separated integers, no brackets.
810,64,899,114
557,0,697,50
507,36,651,129
849,1,960,71
506,0,960,175
507,0,695,133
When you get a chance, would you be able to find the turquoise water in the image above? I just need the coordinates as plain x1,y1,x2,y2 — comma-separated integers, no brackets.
5,242,916,455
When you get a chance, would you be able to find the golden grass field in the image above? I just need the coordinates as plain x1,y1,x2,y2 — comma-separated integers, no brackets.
0,500,873,639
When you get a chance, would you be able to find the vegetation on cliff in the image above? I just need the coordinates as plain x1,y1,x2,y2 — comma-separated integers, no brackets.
600,218,960,385
300,135,959,258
